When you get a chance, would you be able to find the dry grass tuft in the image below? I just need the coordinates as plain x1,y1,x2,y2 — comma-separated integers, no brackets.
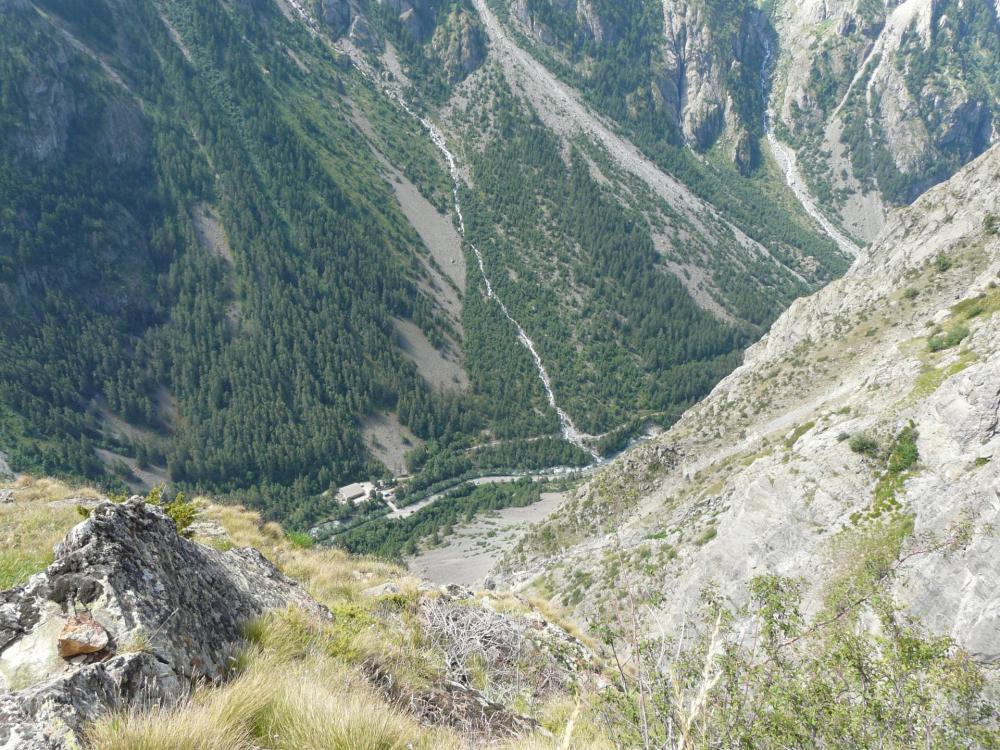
199,500,406,604
4,474,102,503
87,652,457,750
0,482,609,750
0,475,99,589
524,595,598,651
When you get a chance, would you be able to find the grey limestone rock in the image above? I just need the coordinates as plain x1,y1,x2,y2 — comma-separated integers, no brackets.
0,499,329,748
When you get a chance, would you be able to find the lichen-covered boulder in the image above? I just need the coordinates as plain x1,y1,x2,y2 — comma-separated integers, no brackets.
0,499,328,748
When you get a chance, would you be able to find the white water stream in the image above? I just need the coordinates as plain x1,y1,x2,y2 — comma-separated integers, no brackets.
347,54,599,459
422,120,599,456
761,37,861,259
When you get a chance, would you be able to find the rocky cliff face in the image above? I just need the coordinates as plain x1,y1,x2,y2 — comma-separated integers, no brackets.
6,11,144,168
504,144,1000,662
773,0,1000,239
506,0,768,159
482,0,998,228
509,0,617,47
314,0,486,79
656,0,766,159
316,0,357,37
376,0,437,41
0,499,327,748
430,6,487,82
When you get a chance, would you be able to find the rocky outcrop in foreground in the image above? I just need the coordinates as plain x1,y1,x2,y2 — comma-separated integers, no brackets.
0,499,328,749
0,496,597,748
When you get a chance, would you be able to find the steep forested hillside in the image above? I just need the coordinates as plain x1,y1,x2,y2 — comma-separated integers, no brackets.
0,0,845,528
1,0,487,525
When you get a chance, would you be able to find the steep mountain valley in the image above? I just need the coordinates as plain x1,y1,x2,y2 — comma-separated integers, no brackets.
2,0,1000,747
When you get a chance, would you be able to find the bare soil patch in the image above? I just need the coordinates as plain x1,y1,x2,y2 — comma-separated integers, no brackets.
407,490,569,587
95,448,168,492
192,203,234,264
361,412,422,477
394,317,469,391
392,174,466,294
662,257,738,324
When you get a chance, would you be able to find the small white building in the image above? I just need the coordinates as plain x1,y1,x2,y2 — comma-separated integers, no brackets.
335,481,376,506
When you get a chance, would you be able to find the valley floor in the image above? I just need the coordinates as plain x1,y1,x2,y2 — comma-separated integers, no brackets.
407,489,569,586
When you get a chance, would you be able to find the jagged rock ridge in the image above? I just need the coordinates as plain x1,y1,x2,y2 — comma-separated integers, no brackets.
504,144,1000,662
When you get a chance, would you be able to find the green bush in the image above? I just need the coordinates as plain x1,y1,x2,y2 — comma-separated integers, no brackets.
164,494,196,537
849,433,880,458
871,424,920,518
146,486,196,537
963,302,986,319
145,486,163,505
784,421,815,449
887,424,919,474
286,531,315,549
985,213,998,236
695,527,718,546
928,324,969,352
935,253,953,273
